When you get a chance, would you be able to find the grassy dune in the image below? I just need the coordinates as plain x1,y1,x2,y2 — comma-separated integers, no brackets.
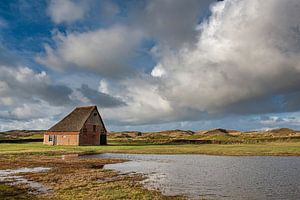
0,130,44,140
108,128,300,144
1,128,300,156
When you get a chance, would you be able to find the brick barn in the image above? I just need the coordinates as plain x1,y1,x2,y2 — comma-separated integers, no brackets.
44,106,107,145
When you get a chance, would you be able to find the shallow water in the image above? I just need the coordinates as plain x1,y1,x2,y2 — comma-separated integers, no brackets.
82,153,300,200
0,167,51,194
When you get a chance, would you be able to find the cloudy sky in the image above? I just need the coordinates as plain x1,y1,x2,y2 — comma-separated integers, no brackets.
1,0,300,131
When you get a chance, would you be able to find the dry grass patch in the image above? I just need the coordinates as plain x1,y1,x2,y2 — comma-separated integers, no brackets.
0,154,183,200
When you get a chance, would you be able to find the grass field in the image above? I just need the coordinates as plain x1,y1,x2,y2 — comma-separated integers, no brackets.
1,141,300,156
1,129,300,199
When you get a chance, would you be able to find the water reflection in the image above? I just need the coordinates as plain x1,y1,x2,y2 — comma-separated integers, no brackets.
0,167,51,194
82,153,300,200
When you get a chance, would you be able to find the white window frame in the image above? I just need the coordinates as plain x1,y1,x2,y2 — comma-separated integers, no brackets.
49,135,54,142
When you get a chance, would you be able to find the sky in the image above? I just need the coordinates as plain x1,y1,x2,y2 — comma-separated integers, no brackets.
1,0,300,132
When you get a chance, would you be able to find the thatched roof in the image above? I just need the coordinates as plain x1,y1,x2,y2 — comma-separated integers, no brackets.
48,106,98,132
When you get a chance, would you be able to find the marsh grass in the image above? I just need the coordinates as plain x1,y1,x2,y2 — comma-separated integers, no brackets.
0,184,37,200
0,155,184,200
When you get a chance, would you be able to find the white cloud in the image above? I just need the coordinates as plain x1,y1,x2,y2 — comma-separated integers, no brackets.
98,79,109,94
35,0,300,128
10,104,44,120
37,26,143,78
0,115,58,131
47,0,89,24
0,100,64,123
151,63,166,77
96,0,300,126
100,76,173,125
150,0,300,114
40,0,299,127
0,97,14,106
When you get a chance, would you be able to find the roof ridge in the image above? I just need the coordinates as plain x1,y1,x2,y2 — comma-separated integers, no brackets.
75,105,96,109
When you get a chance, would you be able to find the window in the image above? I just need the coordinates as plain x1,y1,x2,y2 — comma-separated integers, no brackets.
49,135,54,142
93,125,96,132
83,128,87,133
94,113,97,116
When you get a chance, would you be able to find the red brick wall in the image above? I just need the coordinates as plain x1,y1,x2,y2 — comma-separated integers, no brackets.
43,134,53,145
79,124,101,145
79,110,107,145
44,132,79,145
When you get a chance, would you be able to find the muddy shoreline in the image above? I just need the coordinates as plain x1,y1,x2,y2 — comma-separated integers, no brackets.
0,153,183,200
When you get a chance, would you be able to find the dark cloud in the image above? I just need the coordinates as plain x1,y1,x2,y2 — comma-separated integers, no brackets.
280,91,300,112
78,84,126,108
0,66,74,107
37,84,74,106
0,46,19,66
221,89,300,115
221,95,283,115
131,0,216,48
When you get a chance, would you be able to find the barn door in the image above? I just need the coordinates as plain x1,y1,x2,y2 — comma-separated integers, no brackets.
100,134,107,145
53,135,57,145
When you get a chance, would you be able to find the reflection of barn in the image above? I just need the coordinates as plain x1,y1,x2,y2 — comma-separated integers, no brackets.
43,106,107,145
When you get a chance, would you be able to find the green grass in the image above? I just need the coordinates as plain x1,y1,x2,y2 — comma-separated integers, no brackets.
0,132,43,141
1,141,300,156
